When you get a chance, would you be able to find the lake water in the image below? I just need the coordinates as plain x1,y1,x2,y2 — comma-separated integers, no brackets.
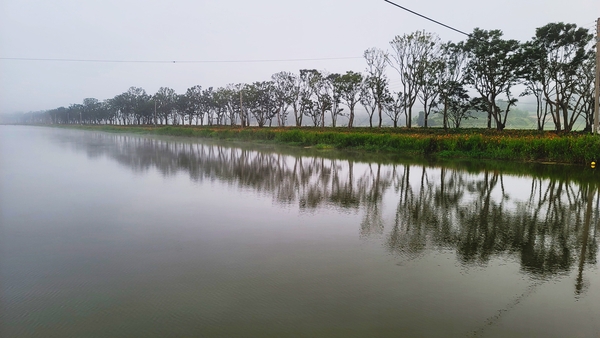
1,125,599,337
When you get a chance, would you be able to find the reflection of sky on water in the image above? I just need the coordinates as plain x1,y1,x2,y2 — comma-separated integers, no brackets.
47,127,600,281
3,126,599,338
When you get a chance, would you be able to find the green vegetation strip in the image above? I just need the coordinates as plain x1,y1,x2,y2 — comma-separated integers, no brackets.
61,125,600,164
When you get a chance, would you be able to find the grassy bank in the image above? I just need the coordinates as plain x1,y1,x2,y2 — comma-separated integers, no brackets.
59,125,600,165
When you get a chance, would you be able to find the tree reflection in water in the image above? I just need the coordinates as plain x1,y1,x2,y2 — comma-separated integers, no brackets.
62,131,599,294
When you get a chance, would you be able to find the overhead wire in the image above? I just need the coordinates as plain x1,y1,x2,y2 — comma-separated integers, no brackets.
2,3,593,65
5,0,592,129
383,0,472,38
2,1,476,65
384,0,597,131
0,56,363,64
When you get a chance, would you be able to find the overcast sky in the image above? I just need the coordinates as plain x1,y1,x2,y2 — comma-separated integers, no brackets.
0,0,597,114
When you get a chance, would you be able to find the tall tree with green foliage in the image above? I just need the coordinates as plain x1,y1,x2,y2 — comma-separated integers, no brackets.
327,73,345,127
389,31,439,128
298,69,322,127
415,33,442,128
310,70,332,127
529,22,593,132
131,89,152,125
464,29,521,130
245,81,277,127
227,84,245,126
212,87,230,125
383,91,405,128
445,82,477,129
298,69,328,127
360,79,377,128
578,53,596,132
438,42,467,129
335,71,363,128
182,85,202,125
154,87,177,125
271,72,296,126
81,98,100,124
520,41,550,131
68,103,83,124
283,72,303,127
198,87,214,126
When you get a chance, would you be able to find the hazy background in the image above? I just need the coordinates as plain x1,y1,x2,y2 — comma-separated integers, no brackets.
0,0,597,114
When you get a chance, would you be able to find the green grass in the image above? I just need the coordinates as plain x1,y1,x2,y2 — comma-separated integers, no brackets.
54,124,600,165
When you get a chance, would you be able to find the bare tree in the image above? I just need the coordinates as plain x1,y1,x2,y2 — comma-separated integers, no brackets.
364,48,389,127
271,72,296,127
416,33,442,128
438,42,468,129
389,31,439,128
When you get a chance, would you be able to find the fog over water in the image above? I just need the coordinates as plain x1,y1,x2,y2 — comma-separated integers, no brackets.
1,126,599,337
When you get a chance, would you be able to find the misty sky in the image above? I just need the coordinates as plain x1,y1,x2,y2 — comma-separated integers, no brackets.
0,0,597,114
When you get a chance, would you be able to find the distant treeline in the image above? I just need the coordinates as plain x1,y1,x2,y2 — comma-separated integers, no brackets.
9,23,596,132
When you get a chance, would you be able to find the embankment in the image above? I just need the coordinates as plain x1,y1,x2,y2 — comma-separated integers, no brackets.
57,125,600,165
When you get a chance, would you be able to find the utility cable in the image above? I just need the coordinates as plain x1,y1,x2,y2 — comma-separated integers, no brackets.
3,1,478,64
383,0,472,38
0,56,363,64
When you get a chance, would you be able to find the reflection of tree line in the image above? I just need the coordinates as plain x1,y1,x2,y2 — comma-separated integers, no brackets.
389,166,598,280
64,132,598,281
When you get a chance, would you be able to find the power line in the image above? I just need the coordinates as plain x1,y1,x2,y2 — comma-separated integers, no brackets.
0,56,363,64
383,0,472,38
2,2,478,65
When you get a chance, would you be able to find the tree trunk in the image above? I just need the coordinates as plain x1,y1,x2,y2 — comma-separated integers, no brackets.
562,104,571,132
443,97,448,130
293,107,302,127
423,101,429,128
348,107,354,128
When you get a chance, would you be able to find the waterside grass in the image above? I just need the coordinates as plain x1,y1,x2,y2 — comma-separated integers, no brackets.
60,125,600,165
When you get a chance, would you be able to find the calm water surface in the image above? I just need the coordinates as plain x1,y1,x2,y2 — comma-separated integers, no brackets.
1,126,599,337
